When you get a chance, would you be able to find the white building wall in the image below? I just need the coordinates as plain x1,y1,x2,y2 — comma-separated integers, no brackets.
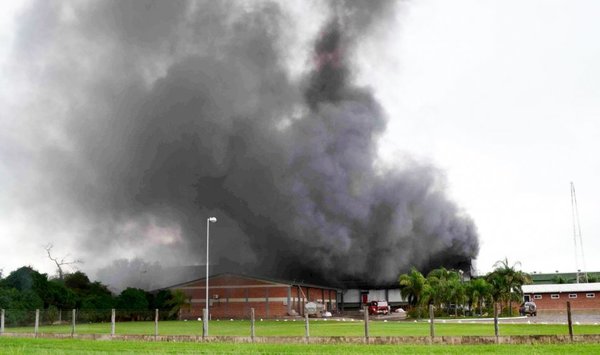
388,289,405,302
342,288,407,303
368,289,386,302
343,289,360,303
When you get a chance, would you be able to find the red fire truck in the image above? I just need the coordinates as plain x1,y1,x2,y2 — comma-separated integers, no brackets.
368,300,390,315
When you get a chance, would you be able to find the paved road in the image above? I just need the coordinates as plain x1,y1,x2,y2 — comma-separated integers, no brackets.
509,312,600,325
340,310,600,324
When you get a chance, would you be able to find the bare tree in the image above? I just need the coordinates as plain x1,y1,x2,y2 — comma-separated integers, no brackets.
44,243,82,280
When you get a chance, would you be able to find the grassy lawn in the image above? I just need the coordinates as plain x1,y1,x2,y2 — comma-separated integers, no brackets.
4,319,600,337
1,337,600,354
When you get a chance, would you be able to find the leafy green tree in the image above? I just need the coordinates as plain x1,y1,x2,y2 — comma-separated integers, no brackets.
63,271,114,310
64,271,91,292
116,287,149,320
47,280,76,310
0,288,43,326
150,289,173,310
1,266,51,308
117,288,149,310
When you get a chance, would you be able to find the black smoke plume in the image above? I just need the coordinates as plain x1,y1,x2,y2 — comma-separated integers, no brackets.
2,0,478,288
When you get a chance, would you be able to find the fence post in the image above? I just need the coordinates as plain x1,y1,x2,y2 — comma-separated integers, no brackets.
111,309,115,336
71,309,76,337
305,313,310,341
34,309,39,337
1,309,4,335
202,308,208,339
429,304,435,340
363,305,369,343
493,303,499,343
154,308,159,340
250,308,255,342
567,301,573,342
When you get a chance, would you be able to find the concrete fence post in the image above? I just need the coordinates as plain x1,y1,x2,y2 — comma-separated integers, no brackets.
111,309,115,336
1,309,5,335
305,313,310,341
71,309,76,337
493,303,499,343
34,309,39,337
429,304,435,340
250,308,255,342
567,301,573,341
363,305,369,343
154,308,159,340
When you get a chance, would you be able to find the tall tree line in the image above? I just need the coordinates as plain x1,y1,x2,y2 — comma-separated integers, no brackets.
0,266,186,325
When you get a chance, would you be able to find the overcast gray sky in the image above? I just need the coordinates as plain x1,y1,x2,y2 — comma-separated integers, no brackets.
1,0,598,278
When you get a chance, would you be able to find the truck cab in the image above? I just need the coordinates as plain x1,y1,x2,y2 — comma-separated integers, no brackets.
368,300,390,315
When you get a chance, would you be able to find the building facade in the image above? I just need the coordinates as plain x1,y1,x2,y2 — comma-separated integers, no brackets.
522,283,600,312
168,273,339,319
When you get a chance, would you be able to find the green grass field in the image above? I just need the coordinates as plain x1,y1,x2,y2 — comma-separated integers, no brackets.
4,319,600,337
1,337,600,354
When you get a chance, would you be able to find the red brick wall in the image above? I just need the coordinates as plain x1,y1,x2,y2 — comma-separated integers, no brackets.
525,291,600,311
172,274,337,319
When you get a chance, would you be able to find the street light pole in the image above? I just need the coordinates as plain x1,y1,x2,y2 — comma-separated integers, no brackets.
204,216,217,338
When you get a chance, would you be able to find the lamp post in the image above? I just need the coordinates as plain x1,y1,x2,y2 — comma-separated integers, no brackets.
204,216,217,337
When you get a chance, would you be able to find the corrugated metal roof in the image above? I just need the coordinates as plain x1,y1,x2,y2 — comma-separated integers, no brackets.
523,282,600,293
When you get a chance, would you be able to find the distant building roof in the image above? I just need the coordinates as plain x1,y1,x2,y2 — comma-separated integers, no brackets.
162,272,341,292
528,271,600,284
523,282,600,294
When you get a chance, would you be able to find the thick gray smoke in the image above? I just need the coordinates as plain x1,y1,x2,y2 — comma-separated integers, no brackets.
3,0,478,287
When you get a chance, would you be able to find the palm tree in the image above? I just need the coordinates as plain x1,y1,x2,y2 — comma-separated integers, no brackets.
426,268,462,314
398,267,427,318
487,258,532,316
466,278,492,316
166,289,191,319
447,278,466,316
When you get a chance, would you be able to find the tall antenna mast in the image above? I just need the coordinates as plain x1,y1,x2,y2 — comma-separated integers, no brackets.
570,182,587,283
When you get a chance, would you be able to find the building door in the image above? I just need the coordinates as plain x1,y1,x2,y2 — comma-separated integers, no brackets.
361,292,368,305
523,295,530,302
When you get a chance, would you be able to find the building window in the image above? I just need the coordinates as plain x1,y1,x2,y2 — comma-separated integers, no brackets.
586,293,595,298
533,294,542,300
524,295,530,302
551,294,560,299
568,294,577,299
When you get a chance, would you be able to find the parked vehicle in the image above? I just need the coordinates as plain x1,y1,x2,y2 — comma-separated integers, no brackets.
304,302,326,317
519,301,537,316
368,301,390,315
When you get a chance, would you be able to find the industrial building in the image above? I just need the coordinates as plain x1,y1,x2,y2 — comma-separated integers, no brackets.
168,273,339,319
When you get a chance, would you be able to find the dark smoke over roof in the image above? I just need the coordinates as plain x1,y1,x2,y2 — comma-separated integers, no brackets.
3,0,478,288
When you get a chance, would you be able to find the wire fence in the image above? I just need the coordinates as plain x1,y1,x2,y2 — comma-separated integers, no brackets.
0,303,598,341
0,308,173,328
